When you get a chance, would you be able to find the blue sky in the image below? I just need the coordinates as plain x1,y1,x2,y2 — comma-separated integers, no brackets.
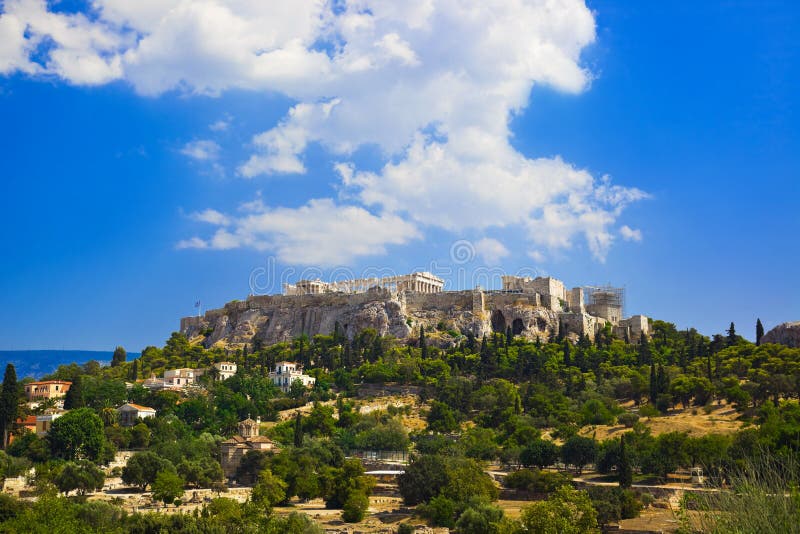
0,0,798,351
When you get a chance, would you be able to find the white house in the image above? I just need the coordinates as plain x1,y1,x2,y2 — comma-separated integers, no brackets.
117,403,157,426
268,361,315,392
163,368,198,388
214,361,237,381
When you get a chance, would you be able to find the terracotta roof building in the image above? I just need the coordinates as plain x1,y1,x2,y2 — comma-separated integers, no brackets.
117,403,157,426
24,380,71,401
220,417,279,481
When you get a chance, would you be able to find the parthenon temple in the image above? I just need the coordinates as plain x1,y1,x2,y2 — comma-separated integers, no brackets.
283,271,444,295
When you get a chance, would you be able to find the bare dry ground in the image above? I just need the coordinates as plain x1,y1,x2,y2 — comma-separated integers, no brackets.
579,404,745,441
274,393,429,432
275,496,448,533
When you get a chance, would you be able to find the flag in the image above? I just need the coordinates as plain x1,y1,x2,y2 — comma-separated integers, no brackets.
194,300,201,308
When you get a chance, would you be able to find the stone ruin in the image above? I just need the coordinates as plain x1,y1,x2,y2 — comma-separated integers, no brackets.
180,272,650,348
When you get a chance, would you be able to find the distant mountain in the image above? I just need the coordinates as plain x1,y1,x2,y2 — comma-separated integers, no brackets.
0,350,140,379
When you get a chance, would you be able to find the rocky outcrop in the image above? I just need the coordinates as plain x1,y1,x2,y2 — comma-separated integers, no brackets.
762,321,800,348
180,288,608,349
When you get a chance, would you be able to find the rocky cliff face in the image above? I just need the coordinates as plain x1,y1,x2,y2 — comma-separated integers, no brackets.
762,321,800,348
181,289,572,348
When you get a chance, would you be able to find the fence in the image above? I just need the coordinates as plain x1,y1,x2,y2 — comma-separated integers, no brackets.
348,450,409,464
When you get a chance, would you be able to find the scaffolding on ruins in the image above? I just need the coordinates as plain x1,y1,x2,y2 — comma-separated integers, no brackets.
583,285,625,318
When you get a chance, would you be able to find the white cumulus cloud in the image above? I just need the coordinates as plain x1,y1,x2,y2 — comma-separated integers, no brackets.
0,0,648,264
180,140,220,161
474,238,510,265
620,225,643,242
177,198,420,266
190,208,230,226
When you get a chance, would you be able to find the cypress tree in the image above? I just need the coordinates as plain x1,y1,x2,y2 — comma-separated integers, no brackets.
656,364,669,396
638,335,651,366
649,362,657,404
726,322,737,347
111,346,127,367
506,325,513,347
756,319,764,346
293,412,303,448
563,339,572,368
618,434,633,488
419,326,428,359
130,359,139,381
343,341,352,368
333,321,343,344
0,364,18,449
479,334,495,378
466,331,476,353
64,375,85,410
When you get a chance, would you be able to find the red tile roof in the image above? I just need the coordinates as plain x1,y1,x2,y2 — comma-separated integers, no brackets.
16,415,36,426
120,403,156,412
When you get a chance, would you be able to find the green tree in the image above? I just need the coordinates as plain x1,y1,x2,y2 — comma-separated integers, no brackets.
130,423,151,449
53,460,105,496
638,335,651,366
520,439,560,469
354,419,410,451
289,379,307,399
63,375,85,410
398,455,448,505
420,326,428,360
561,436,597,475
648,361,657,405
419,495,457,528
47,407,107,462
440,457,499,504
519,485,599,534
454,501,507,534
293,412,304,447
618,434,633,489
321,458,374,509
111,346,127,367
251,468,287,508
151,469,185,506
177,457,223,488
122,451,175,490
427,401,459,433
727,322,737,347
0,364,18,449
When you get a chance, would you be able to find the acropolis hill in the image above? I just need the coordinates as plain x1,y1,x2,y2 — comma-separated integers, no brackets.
180,272,650,348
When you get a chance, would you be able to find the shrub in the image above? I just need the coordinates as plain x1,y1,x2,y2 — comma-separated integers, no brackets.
419,495,456,528
580,399,617,426
638,404,660,418
519,485,598,534
617,412,639,428
505,469,571,494
453,501,506,534
341,490,369,523
587,487,643,526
